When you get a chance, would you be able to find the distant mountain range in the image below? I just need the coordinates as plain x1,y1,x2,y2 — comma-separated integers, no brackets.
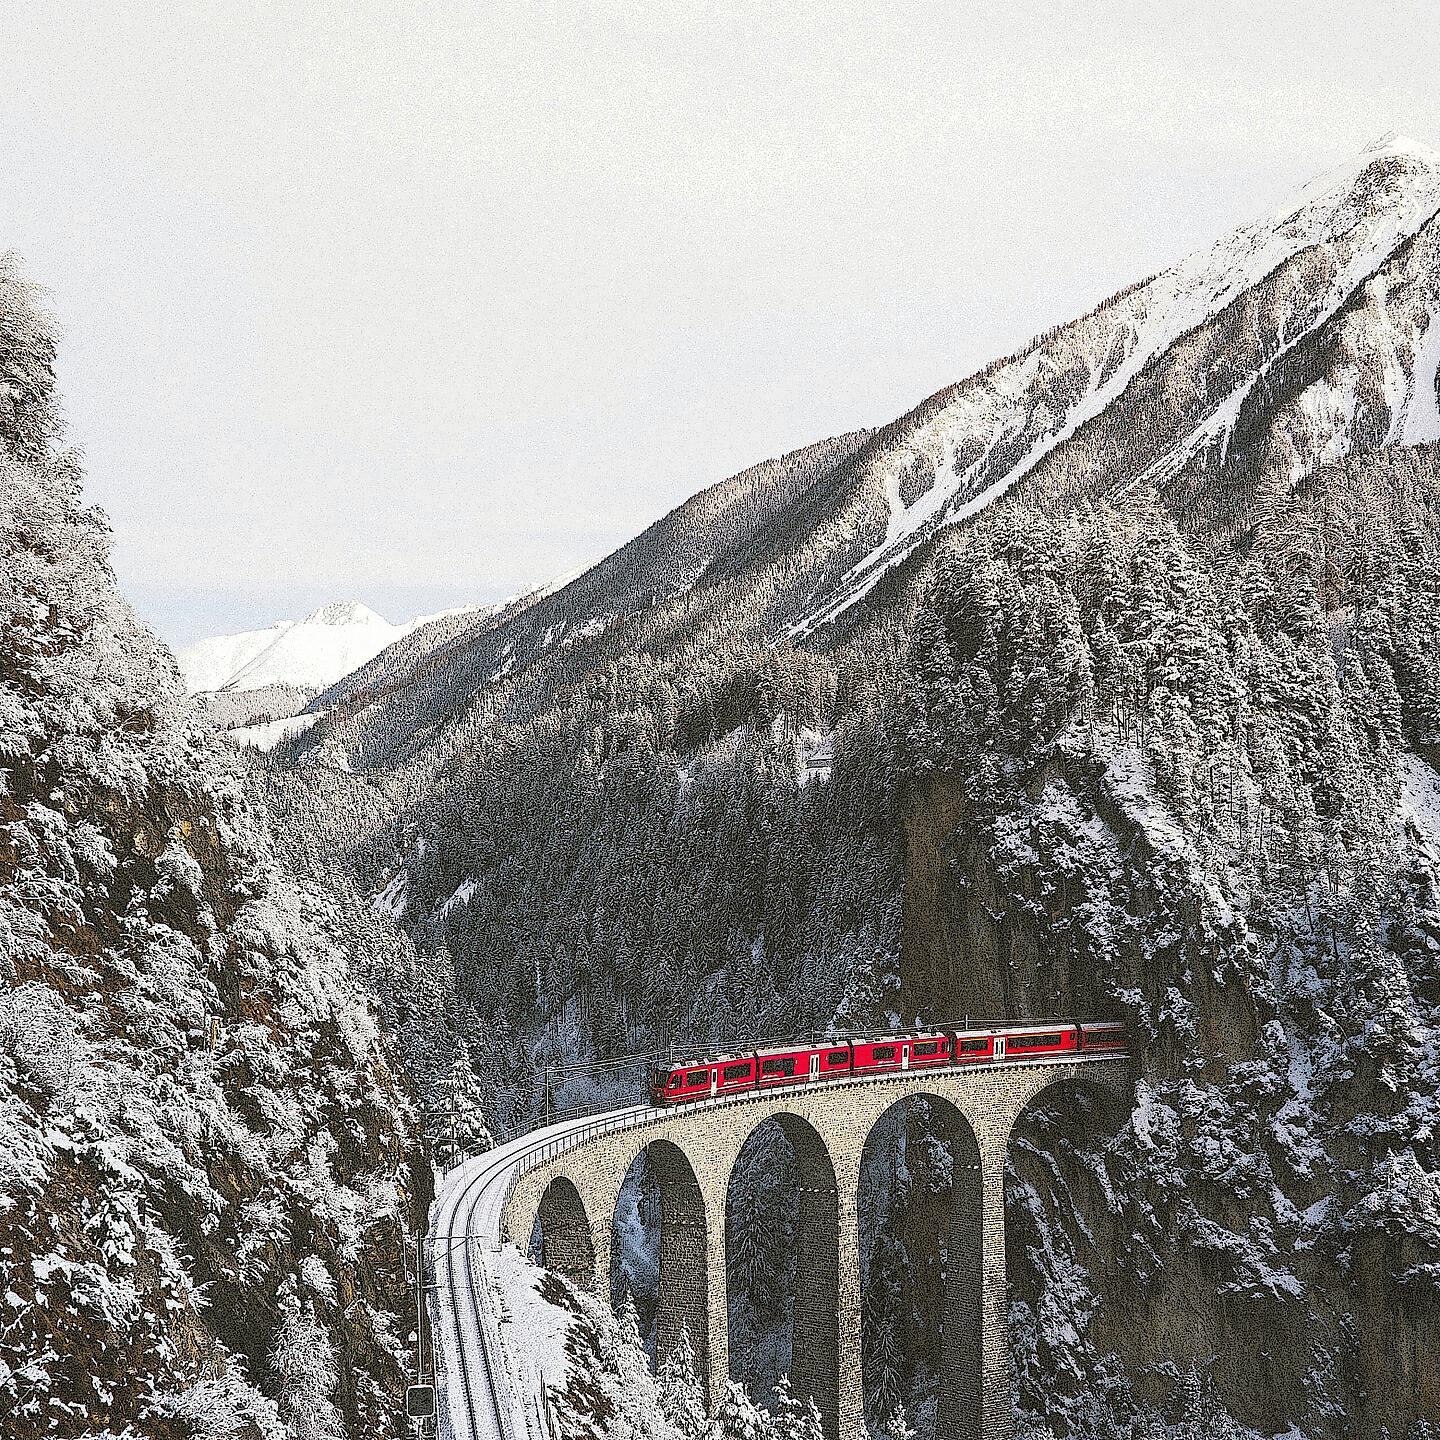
233,129,1440,762
178,598,506,748
265,132,1440,781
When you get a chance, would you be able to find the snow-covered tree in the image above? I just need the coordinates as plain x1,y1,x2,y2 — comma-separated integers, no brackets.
880,1400,913,1440
659,1326,708,1440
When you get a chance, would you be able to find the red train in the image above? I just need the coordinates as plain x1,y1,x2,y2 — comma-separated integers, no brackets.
649,1021,1127,1106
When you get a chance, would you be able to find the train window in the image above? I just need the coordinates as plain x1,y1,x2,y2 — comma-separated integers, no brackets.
1007,1033,1062,1050
871,1045,896,1062
958,1038,989,1053
826,1051,848,1066
913,1042,939,1057
760,1057,797,1077
668,1075,682,1090
686,1070,709,1085
722,1063,750,1081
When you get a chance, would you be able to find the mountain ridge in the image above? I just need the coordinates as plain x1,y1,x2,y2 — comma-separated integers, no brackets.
266,138,1440,780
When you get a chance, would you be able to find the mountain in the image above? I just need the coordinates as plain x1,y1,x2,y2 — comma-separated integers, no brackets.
180,600,507,751
262,138,1440,1436
178,599,486,695
0,258,430,1438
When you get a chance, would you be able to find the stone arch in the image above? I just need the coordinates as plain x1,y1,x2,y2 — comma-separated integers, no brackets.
533,1174,598,1291
858,1092,984,1440
725,1112,841,1440
614,1137,712,1390
1014,1066,1132,1132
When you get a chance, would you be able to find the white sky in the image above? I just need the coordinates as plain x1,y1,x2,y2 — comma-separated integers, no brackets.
2,2,1438,647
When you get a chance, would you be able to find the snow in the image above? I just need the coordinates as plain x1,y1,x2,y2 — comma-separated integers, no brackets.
1401,306,1440,444
229,710,326,752
178,619,293,693
1370,271,1413,445
1399,752,1440,847
437,878,478,918
373,867,410,919
490,1246,573,1404
178,600,487,695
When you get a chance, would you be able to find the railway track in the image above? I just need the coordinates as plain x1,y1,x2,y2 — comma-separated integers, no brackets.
430,1108,648,1440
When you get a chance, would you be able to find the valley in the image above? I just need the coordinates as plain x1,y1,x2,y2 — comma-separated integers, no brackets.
4,133,1440,1440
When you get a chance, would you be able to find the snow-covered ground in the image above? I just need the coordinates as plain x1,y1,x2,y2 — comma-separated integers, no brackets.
429,1105,650,1440
229,709,327,752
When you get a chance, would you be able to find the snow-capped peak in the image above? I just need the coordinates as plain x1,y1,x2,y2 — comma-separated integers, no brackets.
790,133,1440,636
301,600,389,627
1364,131,1440,164
179,600,470,694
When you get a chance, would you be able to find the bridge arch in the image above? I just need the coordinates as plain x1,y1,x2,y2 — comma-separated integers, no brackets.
611,1136,714,1391
725,1112,840,1440
531,1175,598,1292
859,1092,984,1440
495,1054,1132,1440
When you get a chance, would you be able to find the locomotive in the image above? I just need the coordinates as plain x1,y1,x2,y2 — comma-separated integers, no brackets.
648,1021,1127,1106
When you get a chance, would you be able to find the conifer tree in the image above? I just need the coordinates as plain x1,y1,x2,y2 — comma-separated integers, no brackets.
659,1326,708,1440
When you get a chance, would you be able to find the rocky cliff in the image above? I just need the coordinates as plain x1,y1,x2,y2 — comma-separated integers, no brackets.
899,452,1440,1436
0,254,423,1438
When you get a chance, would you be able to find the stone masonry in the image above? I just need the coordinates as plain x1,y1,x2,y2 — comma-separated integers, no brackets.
501,1060,1130,1440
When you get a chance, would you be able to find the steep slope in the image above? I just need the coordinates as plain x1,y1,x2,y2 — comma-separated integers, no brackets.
0,258,422,1438
278,135,1440,775
788,133,1440,633
898,457,1440,1437
263,141,1440,1433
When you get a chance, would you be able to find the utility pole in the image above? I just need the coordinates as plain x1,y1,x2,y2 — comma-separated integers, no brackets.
416,1228,426,1380
406,1228,437,1435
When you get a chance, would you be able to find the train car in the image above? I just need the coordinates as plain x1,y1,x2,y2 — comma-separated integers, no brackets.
993,1024,1078,1060
650,1053,756,1106
851,1031,951,1075
951,1029,996,1063
755,1044,836,1090
1079,1021,1127,1052
648,1020,1126,1106
908,1033,952,1068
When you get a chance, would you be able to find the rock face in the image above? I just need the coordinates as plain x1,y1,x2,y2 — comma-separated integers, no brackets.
898,463,1440,1437
0,256,421,1438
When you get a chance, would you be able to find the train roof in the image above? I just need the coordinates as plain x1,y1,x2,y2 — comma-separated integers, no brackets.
655,1049,753,1070
845,1030,950,1045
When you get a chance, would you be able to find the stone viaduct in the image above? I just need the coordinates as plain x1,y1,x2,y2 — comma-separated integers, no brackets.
500,1059,1130,1440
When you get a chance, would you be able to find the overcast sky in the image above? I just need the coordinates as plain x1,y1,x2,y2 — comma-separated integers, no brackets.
2,2,1438,648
